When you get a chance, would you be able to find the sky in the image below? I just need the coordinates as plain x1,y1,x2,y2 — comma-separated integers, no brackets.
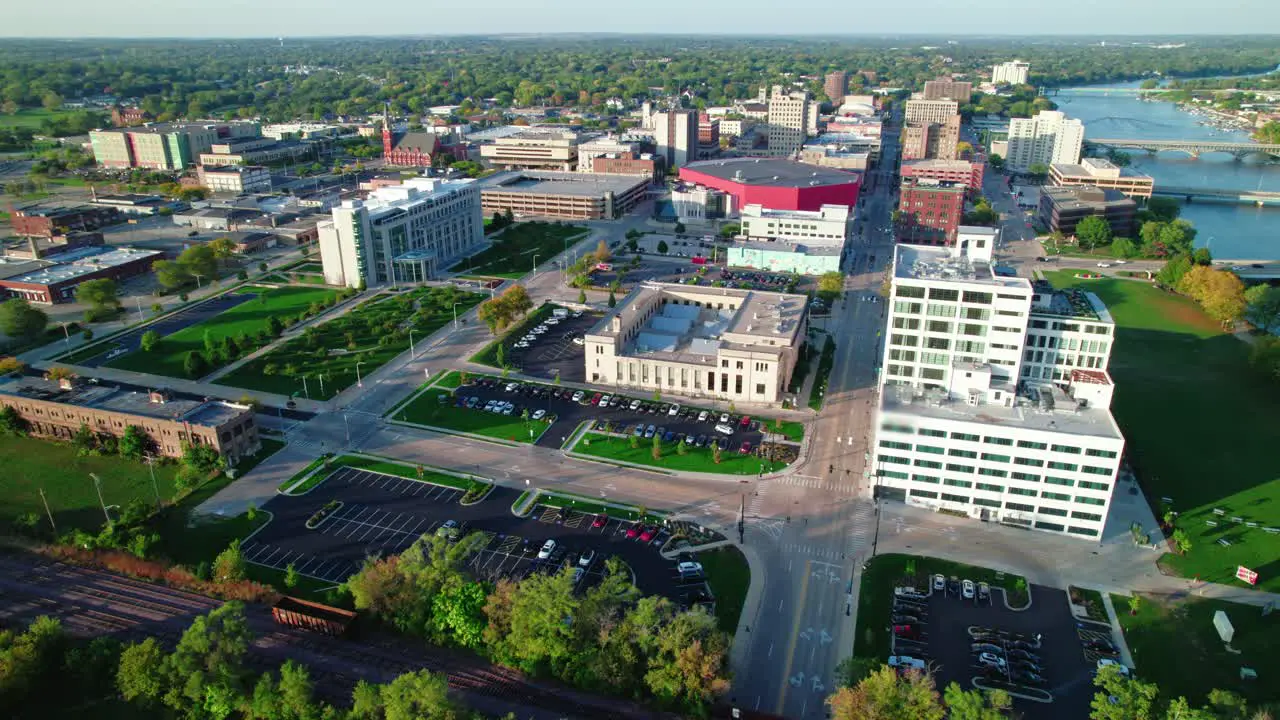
5,0,1279,37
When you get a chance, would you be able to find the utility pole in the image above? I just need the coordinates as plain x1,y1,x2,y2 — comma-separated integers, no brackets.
738,493,745,544
38,488,57,536
90,473,111,526
144,455,160,508
301,375,309,399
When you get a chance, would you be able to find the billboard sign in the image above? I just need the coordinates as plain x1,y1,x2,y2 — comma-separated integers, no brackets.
1236,565,1259,586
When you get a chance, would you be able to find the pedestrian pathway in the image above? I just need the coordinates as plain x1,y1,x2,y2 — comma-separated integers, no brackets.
1100,593,1137,670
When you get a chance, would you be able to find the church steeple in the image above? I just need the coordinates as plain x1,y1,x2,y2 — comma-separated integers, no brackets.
382,101,393,159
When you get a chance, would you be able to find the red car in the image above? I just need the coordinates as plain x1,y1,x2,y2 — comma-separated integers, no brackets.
639,526,656,542
892,625,920,639
625,524,641,539
739,415,752,429
739,441,752,454
592,514,608,528
590,393,602,405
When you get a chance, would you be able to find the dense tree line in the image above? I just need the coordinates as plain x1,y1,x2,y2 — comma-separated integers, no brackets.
0,37,1276,126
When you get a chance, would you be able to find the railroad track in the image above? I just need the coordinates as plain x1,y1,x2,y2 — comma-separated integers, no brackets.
0,551,677,720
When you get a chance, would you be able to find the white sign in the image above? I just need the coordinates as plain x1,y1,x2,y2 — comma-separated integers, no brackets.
1213,610,1235,644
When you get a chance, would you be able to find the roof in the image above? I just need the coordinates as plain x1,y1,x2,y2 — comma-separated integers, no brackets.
682,158,860,189
3,246,162,286
476,170,648,197
0,376,249,428
1040,185,1135,210
201,164,269,175
391,131,439,153
1030,286,1114,324
893,244,1030,290
880,382,1123,441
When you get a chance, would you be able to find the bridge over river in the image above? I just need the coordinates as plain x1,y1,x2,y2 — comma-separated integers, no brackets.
1152,185,1280,207
1086,138,1280,160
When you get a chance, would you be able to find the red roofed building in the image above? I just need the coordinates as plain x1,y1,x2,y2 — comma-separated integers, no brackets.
381,105,439,167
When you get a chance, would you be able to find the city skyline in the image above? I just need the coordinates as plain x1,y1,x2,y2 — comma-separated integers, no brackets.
5,0,1280,38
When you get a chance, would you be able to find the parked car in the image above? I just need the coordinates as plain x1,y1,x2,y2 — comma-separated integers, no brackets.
435,520,461,541
892,614,925,625
625,524,641,539
1096,658,1130,677
975,652,1007,670
932,574,945,592
739,441,752,454
892,625,922,639
579,550,596,567
977,582,991,604
677,561,703,578
572,390,586,403
714,423,734,436
894,587,926,600
719,413,730,424
1096,262,1111,268
739,415,752,429
537,540,556,559
887,656,926,672
697,410,710,422
946,577,961,597
971,643,1003,654
962,579,976,600
644,424,656,438
592,514,608,528
629,400,641,411
668,403,681,416
639,526,657,542
633,424,645,437
695,434,708,448
590,393,602,405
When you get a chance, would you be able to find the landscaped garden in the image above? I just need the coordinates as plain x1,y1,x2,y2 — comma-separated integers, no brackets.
572,431,792,476
107,285,342,378
1044,271,1280,591
450,222,589,279
216,285,482,400
1112,592,1280,707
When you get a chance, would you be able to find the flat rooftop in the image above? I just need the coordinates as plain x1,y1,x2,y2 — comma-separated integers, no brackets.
682,158,860,188
880,382,1122,440
1041,185,1135,210
0,376,247,428
202,164,269,175
737,240,841,255
1050,162,1152,181
4,246,162,286
1031,282,1115,324
0,256,52,280
893,244,1030,290
477,170,647,197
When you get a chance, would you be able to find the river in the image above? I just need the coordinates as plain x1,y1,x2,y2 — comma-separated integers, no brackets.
1053,79,1280,260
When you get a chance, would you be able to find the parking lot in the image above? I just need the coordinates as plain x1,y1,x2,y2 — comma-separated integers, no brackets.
452,376,769,450
508,311,601,383
248,466,703,604
886,582,1096,720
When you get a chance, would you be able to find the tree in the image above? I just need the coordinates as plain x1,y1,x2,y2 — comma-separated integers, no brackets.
116,636,166,706
183,350,207,378
673,222,686,234
652,432,663,460
1145,196,1181,222
207,236,238,259
828,666,945,720
1177,266,1246,327
140,330,161,352
657,239,669,254
1249,336,1280,382
712,442,722,465
594,239,610,264
943,682,1012,719
577,288,587,304
503,568,580,674
212,539,246,583
177,244,218,281
1110,237,1137,259
41,92,63,112
118,425,151,459
0,404,27,436
1074,215,1112,250
1027,162,1049,178
159,603,252,716
1171,528,1192,554
987,154,1004,171
153,259,193,290
1091,664,1159,720
380,670,460,720
607,291,617,308
431,581,488,649
75,278,120,313
1244,285,1280,334
1156,255,1193,288
284,563,300,588
818,271,844,295
0,298,48,340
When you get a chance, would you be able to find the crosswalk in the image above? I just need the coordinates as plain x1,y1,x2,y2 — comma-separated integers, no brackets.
847,501,875,559
780,543,845,561
769,475,859,494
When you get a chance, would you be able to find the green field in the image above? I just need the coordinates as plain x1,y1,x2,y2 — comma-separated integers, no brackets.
0,435,183,534
216,286,482,400
0,108,67,129
108,286,340,378
573,432,784,475
698,546,750,633
451,222,588,278
1113,593,1280,707
1044,272,1280,591
391,389,553,443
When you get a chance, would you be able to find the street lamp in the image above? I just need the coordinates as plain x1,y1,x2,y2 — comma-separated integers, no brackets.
356,361,366,388
452,301,464,329
407,329,416,359
89,473,111,526
532,254,539,275
143,454,160,508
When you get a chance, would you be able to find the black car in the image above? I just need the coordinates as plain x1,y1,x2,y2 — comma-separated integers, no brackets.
1008,649,1039,662
946,577,961,597
695,434,708,448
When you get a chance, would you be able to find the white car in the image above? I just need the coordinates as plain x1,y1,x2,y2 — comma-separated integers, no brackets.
572,390,586,403
932,574,945,592
531,409,546,420
714,423,734,436
962,579,976,600
579,549,596,567
544,318,560,325
697,410,710,422
887,656,926,671
894,587,926,599
532,326,547,334
719,413,730,424
668,403,681,416
483,399,498,411
505,382,519,392
572,311,583,318
599,395,612,406
976,652,1006,670
1096,262,1111,268
629,400,642,411
537,539,556,559
1113,259,1128,265
572,337,585,345
677,561,704,577
515,342,530,349
1097,659,1130,677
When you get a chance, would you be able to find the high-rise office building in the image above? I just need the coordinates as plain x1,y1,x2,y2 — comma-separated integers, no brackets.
904,99,960,126
824,71,849,102
896,177,967,246
871,239,1125,541
922,79,973,103
901,115,961,162
1006,111,1085,172
992,61,1031,86
766,86,819,158
653,110,699,169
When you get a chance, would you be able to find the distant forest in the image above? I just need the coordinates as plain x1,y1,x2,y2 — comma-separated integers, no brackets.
0,35,1277,125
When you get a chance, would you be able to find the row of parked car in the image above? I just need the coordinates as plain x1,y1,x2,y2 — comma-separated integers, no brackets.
967,625,1046,686
512,312,583,351
454,394,552,421
625,422,754,454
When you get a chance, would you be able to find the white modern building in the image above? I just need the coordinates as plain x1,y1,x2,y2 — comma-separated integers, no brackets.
317,177,484,288
196,165,272,194
480,128,581,171
871,241,1125,540
653,110,699,169
904,99,960,126
739,204,852,245
992,61,1031,86
766,87,819,158
583,283,808,405
577,136,641,172
1006,111,1085,172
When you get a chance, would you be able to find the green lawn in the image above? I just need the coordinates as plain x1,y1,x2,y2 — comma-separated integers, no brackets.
390,390,553,443
278,455,332,494
807,336,836,410
108,286,340,378
774,420,805,443
534,490,662,523
574,432,783,476
217,286,482,400
450,222,588,278
0,108,68,129
318,454,487,494
699,546,750,633
1113,592,1280,707
854,554,1028,660
0,434,183,535
1044,272,1280,591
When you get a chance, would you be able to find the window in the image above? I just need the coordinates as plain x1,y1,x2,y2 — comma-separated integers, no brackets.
944,478,973,488
1044,476,1075,487
1081,466,1112,476
1041,491,1071,502
888,349,917,362
890,334,919,347
879,440,913,451
881,422,913,434
880,455,910,465
914,459,943,469
912,474,941,484
927,304,957,318
910,489,939,499
918,428,947,438
893,317,921,330
1017,440,1048,450
1005,502,1035,512
1070,511,1102,522
920,352,948,366
951,432,980,442
1078,480,1110,492
960,323,987,337
1075,496,1106,506
945,463,975,474
984,436,1013,446
926,320,952,333
948,448,977,459
997,293,1026,301
925,337,950,350
1050,444,1081,455
894,301,922,314
974,497,1001,508
1034,521,1065,532
881,470,909,480
963,307,990,320
1046,461,1078,472
921,368,945,380
1068,526,1099,537
1038,506,1068,517
1014,457,1044,467
980,453,1010,463
916,444,945,455
896,285,925,298
941,493,970,504
962,291,993,304
976,482,1004,493
887,364,915,377
978,467,1008,478
929,288,959,301
1008,487,1037,497
1086,448,1118,459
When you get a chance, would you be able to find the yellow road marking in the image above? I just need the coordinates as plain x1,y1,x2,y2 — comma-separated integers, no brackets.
775,559,813,715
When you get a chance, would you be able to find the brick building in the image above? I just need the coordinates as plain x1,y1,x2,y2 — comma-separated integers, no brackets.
901,159,985,195
0,246,163,304
896,178,966,246
824,71,849,102
591,155,661,184
9,204,121,238
1038,186,1137,238
922,79,973,103
0,376,260,464
901,115,961,161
